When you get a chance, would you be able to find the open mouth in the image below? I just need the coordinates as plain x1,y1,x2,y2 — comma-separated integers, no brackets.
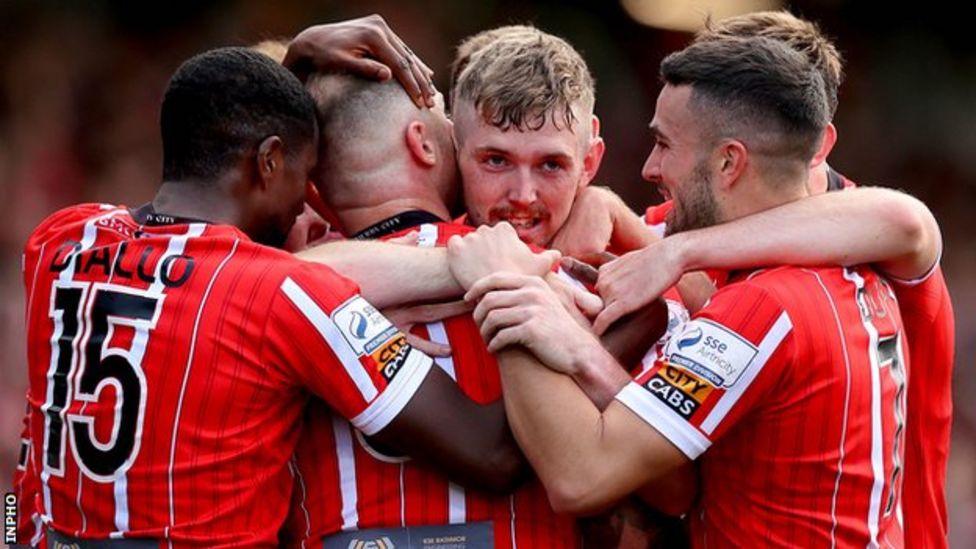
658,185,673,201
491,212,547,244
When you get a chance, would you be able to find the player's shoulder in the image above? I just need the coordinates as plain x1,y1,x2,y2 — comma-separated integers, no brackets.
704,266,817,316
274,253,361,308
27,203,121,245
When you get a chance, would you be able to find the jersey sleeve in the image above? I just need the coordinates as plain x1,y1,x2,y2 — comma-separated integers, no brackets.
263,262,433,435
615,281,795,459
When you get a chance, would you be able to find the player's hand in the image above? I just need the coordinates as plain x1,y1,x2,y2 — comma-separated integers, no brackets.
284,14,436,108
447,223,560,290
467,272,602,375
543,272,603,330
550,186,617,264
550,186,654,264
283,203,331,253
593,238,684,336
381,300,473,357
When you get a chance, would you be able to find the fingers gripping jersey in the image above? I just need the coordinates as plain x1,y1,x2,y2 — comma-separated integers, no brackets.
616,266,908,548
284,221,579,549
16,204,430,548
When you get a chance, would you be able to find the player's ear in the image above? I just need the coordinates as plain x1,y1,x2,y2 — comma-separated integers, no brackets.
405,120,437,168
580,115,605,188
811,122,837,167
256,135,285,190
716,139,747,191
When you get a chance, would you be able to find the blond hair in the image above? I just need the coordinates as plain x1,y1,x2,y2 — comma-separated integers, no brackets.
452,26,595,134
449,25,538,93
696,11,843,118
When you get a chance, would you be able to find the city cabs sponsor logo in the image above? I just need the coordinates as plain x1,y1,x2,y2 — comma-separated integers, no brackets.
644,363,714,418
371,334,412,381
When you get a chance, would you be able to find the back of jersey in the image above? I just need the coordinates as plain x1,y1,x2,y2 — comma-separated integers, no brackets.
21,204,397,547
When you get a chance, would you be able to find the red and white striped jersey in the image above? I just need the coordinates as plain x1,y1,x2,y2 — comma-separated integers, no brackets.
15,203,431,548
892,265,954,548
284,220,579,548
616,265,908,547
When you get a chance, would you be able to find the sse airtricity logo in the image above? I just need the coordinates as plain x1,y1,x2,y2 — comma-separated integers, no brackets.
676,326,703,351
349,311,369,339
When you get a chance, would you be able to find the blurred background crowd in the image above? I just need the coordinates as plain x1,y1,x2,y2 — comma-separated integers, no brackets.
1,0,972,544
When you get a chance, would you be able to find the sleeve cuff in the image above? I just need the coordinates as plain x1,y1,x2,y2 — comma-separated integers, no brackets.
352,348,433,435
615,381,711,459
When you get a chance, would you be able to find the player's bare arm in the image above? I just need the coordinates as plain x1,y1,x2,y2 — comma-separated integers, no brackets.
495,347,688,514
465,270,698,515
298,240,461,308
594,186,941,332
284,14,436,107
368,365,529,494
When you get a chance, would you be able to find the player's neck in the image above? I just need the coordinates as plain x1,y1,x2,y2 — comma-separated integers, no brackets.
337,198,450,236
152,180,242,227
807,163,830,195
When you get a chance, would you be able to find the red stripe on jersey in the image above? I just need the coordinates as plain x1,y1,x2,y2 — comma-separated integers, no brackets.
19,203,426,548
286,221,579,548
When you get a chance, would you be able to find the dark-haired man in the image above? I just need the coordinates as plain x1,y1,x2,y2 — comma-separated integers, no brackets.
10,43,541,548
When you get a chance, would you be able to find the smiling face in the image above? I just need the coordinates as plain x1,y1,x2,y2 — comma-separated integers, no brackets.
453,99,602,246
641,84,722,235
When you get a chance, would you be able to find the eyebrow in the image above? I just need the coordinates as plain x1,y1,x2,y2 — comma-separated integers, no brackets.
472,146,574,161
649,123,668,141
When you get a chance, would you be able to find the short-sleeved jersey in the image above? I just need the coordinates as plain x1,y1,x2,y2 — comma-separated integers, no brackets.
891,265,954,548
616,265,908,547
15,203,431,548
284,220,579,548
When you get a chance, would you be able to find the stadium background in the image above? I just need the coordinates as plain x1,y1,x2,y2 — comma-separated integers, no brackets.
1,0,972,545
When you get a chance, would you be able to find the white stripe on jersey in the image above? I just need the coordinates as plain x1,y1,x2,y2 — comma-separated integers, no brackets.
281,278,378,402
42,210,121,523
332,415,360,530
843,269,885,549
509,495,518,549
426,322,456,380
701,312,792,434
167,238,239,535
448,482,466,525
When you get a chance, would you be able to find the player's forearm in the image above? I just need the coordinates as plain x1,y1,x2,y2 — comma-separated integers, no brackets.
298,240,463,308
496,348,678,514
571,337,633,410
671,187,941,280
497,348,617,511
